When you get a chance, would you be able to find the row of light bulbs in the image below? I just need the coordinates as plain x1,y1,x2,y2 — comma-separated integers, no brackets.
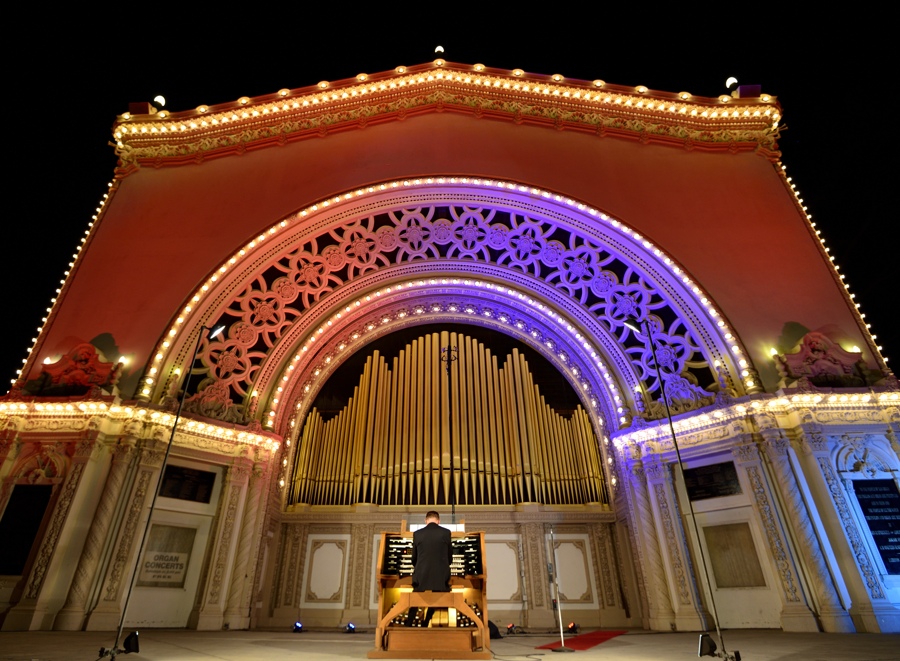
113,61,779,147
779,163,886,364
0,400,278,449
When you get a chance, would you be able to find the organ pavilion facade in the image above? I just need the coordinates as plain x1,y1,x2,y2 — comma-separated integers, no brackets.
1,60,898,635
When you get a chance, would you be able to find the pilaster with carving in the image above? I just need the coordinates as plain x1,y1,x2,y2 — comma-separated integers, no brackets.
797,429,898,632
759,432,853,632
223,460,267,629
624,455,675,629
56,435,138,630
2,437,98,631
645,454,705,630
732,438,816,631
342,521,375,622
192,460,250,630
84,438,165,630
521,522,548,610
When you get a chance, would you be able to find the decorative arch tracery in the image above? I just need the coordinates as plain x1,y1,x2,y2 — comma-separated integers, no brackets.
141,178,757,443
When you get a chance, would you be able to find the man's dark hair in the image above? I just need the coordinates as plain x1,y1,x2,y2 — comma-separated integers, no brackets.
425,510,440,522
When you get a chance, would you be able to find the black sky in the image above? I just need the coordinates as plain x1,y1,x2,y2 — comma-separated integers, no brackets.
4,13,895,393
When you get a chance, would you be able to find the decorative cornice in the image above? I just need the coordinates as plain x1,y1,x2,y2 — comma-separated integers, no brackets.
613,391,900,453
0,399,280,452
113,61,781,167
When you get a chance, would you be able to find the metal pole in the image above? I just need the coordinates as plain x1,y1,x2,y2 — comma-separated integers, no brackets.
548,525,574,652
101,324,222,659
639,319,730,657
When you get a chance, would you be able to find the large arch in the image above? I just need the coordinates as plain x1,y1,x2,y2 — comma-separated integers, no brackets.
138,178,759,497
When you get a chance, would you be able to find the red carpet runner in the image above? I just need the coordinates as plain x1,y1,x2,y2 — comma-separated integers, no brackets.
536,629,628,651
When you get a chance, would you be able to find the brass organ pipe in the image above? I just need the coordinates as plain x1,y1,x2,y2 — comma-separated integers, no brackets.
422,333,432,503
484,350,501,504
560,410,579,504
386,356,400,505
339,390,358,505
372,358,389,504
356,356,373,502
323,399,338,504
398,348,410,505
535,394,557,504
500,363,523,503
472,338,487,504
293,408,315,503
465,337,483,503
548,404,567,504
431,332,442,505
454,335,472,505
412,340,424,505
508,351,532,502
450,331,462,507
407,340,427,502
572,407,595,502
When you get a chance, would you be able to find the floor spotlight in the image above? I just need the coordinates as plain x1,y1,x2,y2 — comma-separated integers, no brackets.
98,630,139,658
699,633,717,656
345,622,356,633
293,622,304,633
123,631,139,654
566,622,579,634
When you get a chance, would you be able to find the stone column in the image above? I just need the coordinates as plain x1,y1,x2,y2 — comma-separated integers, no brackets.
191,459,251,630
731,439,818,631
759,431,854,632
624,455,675,630
223,460,268,629
796,430,899,632
645,454,706,631
342,520,375,624
520,520,552,628
55,433,138,630
2,437,98,631
84,436,166,631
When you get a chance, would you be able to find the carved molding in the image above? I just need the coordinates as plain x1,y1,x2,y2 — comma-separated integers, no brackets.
653,483,692,606
744,465,801,603
817,458,885,600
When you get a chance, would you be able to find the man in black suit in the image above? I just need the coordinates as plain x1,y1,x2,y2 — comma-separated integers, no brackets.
406,511,452,626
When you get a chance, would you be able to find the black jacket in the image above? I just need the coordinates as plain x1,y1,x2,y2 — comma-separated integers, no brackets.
411,522,452,591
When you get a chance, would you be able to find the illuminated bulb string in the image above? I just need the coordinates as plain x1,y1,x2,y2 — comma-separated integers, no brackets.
779,163,886,364
10,181,116,389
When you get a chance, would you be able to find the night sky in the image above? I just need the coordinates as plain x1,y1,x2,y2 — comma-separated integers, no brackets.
5,14,894,396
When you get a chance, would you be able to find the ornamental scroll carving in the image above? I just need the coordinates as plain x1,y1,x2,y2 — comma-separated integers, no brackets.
775,331,875,388
22,343,122,397
185,203,717,422
745,465,801,602
653,483,692,606
817,458,885,600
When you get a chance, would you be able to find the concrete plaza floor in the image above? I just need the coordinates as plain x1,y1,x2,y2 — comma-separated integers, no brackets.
0,628,898,661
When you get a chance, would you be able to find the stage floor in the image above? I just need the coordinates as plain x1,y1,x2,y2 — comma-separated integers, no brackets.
0,628,897,660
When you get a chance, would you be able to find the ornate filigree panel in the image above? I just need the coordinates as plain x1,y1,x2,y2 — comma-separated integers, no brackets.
173,195,727,429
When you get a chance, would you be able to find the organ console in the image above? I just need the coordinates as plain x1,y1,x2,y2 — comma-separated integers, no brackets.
368,525,491,659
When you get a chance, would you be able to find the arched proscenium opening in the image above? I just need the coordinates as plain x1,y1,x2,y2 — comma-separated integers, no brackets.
142,178,754,459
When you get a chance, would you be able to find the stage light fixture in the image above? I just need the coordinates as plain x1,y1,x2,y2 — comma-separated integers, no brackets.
699,633,717,656
123,632,139,654
566,622,579,634
345,622,356,633
293,622,303,633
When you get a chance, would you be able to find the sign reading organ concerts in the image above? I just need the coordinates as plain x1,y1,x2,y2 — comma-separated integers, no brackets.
137,524,197,588
853,479,900,575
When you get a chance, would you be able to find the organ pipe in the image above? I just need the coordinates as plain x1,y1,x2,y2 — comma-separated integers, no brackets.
291,332,609,507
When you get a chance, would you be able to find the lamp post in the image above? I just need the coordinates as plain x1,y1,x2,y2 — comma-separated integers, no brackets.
100,324,225,659
623,316,738,661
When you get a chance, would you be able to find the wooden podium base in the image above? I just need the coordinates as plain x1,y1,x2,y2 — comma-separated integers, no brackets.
369,627,491,659
368,590,490,659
